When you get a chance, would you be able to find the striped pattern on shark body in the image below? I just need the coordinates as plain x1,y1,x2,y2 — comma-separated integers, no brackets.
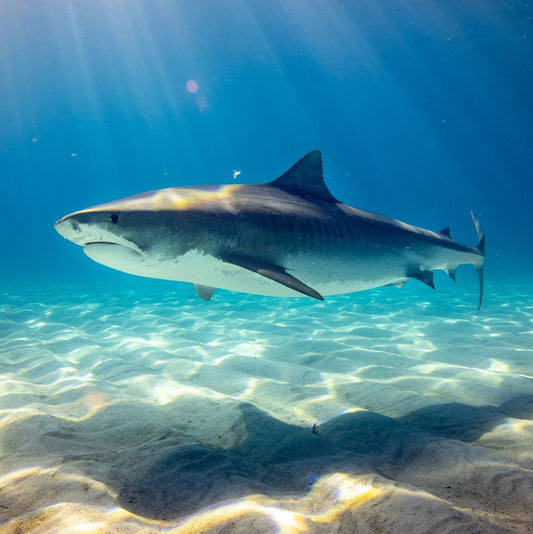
55,151,485,308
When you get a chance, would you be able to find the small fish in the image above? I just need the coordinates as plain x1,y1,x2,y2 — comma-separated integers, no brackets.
55,151,485,307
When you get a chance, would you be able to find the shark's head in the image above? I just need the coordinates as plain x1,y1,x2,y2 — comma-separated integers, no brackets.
54,187,218,277
55,195,157,274
54,184,246,280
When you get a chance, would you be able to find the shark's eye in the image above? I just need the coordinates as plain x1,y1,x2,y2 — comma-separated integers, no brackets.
109,213,119,224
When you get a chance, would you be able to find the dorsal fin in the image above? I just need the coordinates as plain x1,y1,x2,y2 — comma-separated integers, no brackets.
268,151,339,203
438,227,451,238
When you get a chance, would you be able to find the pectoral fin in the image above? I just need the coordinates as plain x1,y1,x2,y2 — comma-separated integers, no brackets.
221,253,324,300
384,279,408,289
193,283,216,301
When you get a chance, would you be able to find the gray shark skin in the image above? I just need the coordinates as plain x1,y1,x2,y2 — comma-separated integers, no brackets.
54,151,485,307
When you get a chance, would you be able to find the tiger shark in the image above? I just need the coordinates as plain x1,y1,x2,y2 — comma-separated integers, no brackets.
54,151,485,307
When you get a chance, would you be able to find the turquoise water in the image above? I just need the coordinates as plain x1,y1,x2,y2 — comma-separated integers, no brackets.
1,281,532,531
1,1,533,531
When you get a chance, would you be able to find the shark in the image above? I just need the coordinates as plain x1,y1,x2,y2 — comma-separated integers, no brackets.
54,151,485,307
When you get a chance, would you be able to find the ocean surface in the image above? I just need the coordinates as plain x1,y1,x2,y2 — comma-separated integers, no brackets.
1,1,532,532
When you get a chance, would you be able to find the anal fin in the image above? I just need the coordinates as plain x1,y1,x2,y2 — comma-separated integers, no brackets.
445,267,457,282
220,253,324,300
193,283,216,301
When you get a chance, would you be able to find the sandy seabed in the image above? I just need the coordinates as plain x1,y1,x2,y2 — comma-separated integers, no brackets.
0,279,532,533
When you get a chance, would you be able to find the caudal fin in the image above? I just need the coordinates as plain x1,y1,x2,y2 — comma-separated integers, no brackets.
471,211,485,310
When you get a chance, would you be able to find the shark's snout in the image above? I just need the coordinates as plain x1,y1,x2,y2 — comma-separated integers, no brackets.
54,212,143,254
54,216,84,243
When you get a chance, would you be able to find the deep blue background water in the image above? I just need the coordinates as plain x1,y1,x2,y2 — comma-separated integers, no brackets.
1,1,531,290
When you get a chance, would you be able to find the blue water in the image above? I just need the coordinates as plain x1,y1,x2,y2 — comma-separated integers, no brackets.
1,1,532,285
1,2,533,531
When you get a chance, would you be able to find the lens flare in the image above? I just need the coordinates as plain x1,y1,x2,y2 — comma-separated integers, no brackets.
186,80,199,93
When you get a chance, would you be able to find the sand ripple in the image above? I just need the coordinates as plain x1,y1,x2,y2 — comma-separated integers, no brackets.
0,281,532,532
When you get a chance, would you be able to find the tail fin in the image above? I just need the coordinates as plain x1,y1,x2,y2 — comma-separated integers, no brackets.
471,211,485,310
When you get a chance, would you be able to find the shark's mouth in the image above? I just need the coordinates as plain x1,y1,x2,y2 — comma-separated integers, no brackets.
83,242,143,270
85,240,142,252
84,241,121,247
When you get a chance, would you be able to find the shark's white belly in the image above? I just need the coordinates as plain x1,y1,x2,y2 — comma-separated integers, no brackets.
84,244,390,297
